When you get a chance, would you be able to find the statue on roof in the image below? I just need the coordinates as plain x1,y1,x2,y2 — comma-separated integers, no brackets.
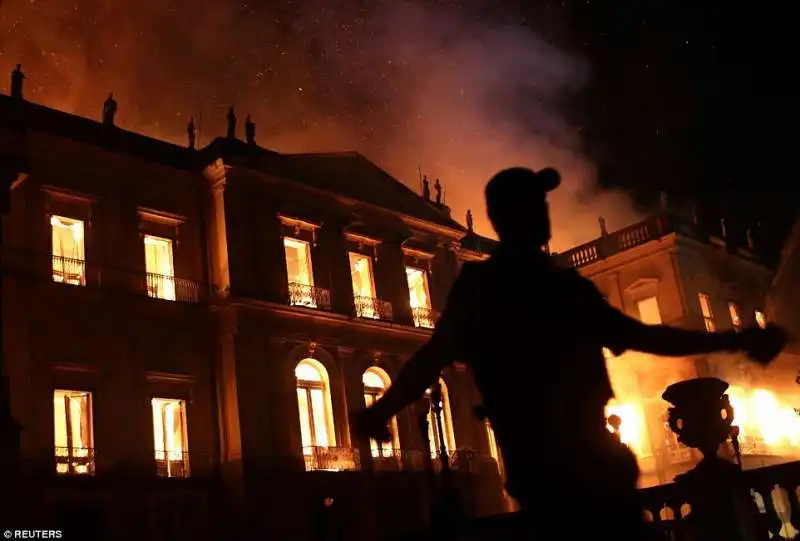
226,106,237,139
422,175,430,200
102,93,117,126
434,178,442,205
245,114,256,144
598,215,608,236
466,209,474,234
187,118,197,149
10,64,24,100
660,190,669,211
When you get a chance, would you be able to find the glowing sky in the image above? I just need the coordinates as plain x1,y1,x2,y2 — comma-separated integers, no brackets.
0,0,642,249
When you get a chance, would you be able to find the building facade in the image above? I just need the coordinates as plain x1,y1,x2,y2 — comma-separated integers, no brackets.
555,213,800,490
3,91,799,540
0,95,507,541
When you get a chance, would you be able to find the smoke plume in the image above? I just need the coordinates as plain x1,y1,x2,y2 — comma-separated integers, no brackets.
0,0,641,250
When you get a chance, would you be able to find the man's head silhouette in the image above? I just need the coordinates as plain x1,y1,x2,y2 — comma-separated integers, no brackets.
485,167,561,248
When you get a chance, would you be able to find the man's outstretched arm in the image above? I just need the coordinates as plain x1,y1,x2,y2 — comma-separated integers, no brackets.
357,267,472,426
597,297,786,362
366,336,452,422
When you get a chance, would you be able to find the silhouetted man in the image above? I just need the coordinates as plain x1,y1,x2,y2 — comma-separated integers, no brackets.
352,167,788,539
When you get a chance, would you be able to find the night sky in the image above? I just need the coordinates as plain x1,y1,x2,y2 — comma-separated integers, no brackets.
0,0,796,252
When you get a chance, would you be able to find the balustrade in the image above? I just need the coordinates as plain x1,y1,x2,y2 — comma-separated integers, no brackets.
2,248,206,303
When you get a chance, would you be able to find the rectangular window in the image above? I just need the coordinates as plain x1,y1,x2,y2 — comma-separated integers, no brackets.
406,267,433,328
51,215,86,286
144,235,176,301
151,398,190,478
349,252,378,318
284,237,316,307
698,293,716,332
297,386,330,450
636,296,662,325
754,310,767,329
728,302,743,331
53,390,94,475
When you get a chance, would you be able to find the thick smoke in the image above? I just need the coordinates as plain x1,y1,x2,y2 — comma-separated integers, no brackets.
0,0,641,249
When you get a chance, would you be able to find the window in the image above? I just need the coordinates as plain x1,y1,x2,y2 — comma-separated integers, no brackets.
425,379,456,458
144,235,176,301
51,215,86,286
728,302,743,331
362,367,399,458
151,398,190,477
53,390,94,475
636,296,662,325
754,310,767,329
406,267,434,328
485,421,504,478
284,237,316,307
698,293,716,332
296,359,335,454
349,252,378,318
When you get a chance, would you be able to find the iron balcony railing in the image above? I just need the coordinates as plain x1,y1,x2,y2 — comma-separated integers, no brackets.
54,446,95,475
302,446,360,472
0,248,206,303
354,295,393,320
287,281,332,311
411,306,437,329
155,450,191,478
370,448,496,474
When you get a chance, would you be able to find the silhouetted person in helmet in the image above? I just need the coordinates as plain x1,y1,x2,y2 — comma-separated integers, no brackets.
352,167,788,539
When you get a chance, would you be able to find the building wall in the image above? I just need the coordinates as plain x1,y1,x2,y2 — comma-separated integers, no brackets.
574,229,800,487
205,162,503,539
2,126,505,540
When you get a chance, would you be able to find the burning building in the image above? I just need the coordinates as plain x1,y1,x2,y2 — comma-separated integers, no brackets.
2,73,799,539
555,213,800,486
0,87,510,540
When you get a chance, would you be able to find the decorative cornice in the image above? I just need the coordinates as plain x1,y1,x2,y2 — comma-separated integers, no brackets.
402,247,434,260
137,207,185,227
229,299,433,340
344,231,381,247
145,371,194,384
278,213,322,231
42,185,98,204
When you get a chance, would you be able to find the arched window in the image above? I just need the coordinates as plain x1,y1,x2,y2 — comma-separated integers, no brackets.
425,378,456,458
362,367,400,457
295,359,336,455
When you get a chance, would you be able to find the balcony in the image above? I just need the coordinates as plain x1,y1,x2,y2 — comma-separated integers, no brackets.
1,248,206,304
52,255,86,286
370,449,495,474
372,449,426,472
555,212,766,269
354,295,393,320
303,446,360,472
155,450,191,478
287,281,332,311
411,306,437,329
54,446,95,475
